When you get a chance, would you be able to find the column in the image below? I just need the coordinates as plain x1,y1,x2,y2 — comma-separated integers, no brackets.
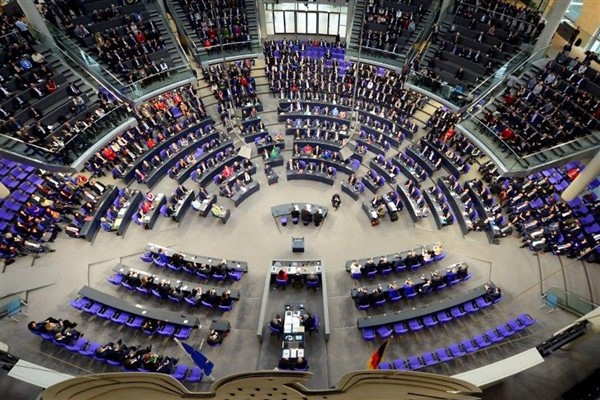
561,151,600,202
439,0,452,21
16,0,54,43
257,0,267,39
531,0,570,55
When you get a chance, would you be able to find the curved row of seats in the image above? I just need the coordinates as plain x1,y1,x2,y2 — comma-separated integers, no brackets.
361,289,500,340
379,313,536,370
29,328,203,382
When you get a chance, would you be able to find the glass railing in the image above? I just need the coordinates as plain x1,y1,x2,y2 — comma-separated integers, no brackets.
123,63,196,99
544,287,598,317
44,22,129,94
406,71,473,108
457,117,527,172
0,105,133,168
193,39,263,64
458,112,600,174
45,21,195,101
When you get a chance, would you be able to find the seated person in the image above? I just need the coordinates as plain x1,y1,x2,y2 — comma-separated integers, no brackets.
95,339,129,361
350,260,362,275
220,290,233,307
371,288,385,305
123,345,152,370
355,287,370,307
294,356,308,370
141,318,159,333
430,271,443,288
270,314,283,331
306,272,319,290
28,318,77,334
276,268,288,282
301,313,314,329
456,263,469,279
313,209,324,226
484,284,502,302
206,289,220,307
291,272,304,288
278,357,291,370
207,329,225,346
54,328,82,345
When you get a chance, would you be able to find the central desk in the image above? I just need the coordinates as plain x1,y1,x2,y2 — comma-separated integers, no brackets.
357,282,496,329
271,203,329,219
281,306,306,361
77,286,199,327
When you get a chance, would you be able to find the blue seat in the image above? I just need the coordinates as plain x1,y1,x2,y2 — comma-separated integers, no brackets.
184,297,198,307
377,325,393,339
395,263,406,273
66,337,89,352
362,328,376,341
228,270,243,281
378,362,392,370
436,348,453,362
407,356,424,370
462,301,478,313
107,274,124,286
171,364,189,380
111,312,130,324
357,303,370,311
79,342,102,357
381,267,392,276
507,318,526,332
450,306,466,318
423,315,438,327
201,300,214,310
351,272,362,280
186,366,203,382
393,322,408,335
475,297,492,308
97,307,116,319
408,319,423,331
82,302,102,314
517,313,536,327
448,343,466,357
393,359,408,370
70,297,89,310
485,329,504,343
366,270,377,280
496,324,515,337
125,316,145,328
461,339,479,353
437,311,452,323
275,278,288,289
388,289,401,302
473,334,492,348
218,304,232,312
422,351,439,367
140,252,153,263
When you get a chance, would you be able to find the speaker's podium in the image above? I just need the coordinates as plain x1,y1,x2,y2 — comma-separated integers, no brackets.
292,237,305,253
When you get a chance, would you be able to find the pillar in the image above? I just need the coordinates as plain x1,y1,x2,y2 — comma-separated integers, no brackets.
256,0,267,39
439,0,452,21
561,152,600,202
531,0,570,55
16,0,54,44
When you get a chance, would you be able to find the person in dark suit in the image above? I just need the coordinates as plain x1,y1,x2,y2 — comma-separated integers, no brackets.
313,209,324,226
301,313,314,329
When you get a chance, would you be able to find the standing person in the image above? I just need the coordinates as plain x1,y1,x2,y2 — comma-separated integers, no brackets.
15,17,36,44
331,193,341,210
569,26,580,45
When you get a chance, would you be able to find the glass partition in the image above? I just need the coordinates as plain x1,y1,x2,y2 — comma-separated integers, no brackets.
544,288,598,316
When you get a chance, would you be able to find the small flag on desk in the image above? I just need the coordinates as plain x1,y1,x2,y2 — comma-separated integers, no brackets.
367,339,390,370
174,338,215,381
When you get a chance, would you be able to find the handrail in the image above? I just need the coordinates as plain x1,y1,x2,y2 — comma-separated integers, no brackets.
44,21,127,88
164,0,198,50
0,133,57,154
463,43,552,111
453,0,541,28
461,114,523,161
122,63,194,91
466,46,530,97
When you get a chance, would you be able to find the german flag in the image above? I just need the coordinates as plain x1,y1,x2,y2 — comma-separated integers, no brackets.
367,339,390,370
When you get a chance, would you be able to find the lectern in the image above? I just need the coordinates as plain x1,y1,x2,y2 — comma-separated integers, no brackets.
292,237,305,253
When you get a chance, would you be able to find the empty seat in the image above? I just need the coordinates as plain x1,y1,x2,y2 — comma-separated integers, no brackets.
473,334,492,348
448,343,466,357
407,356,424,370
393,359,409,370
517,313,536,327
362,328,376,341
436,347,453,362
461,339,479,353
422,351,439,367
